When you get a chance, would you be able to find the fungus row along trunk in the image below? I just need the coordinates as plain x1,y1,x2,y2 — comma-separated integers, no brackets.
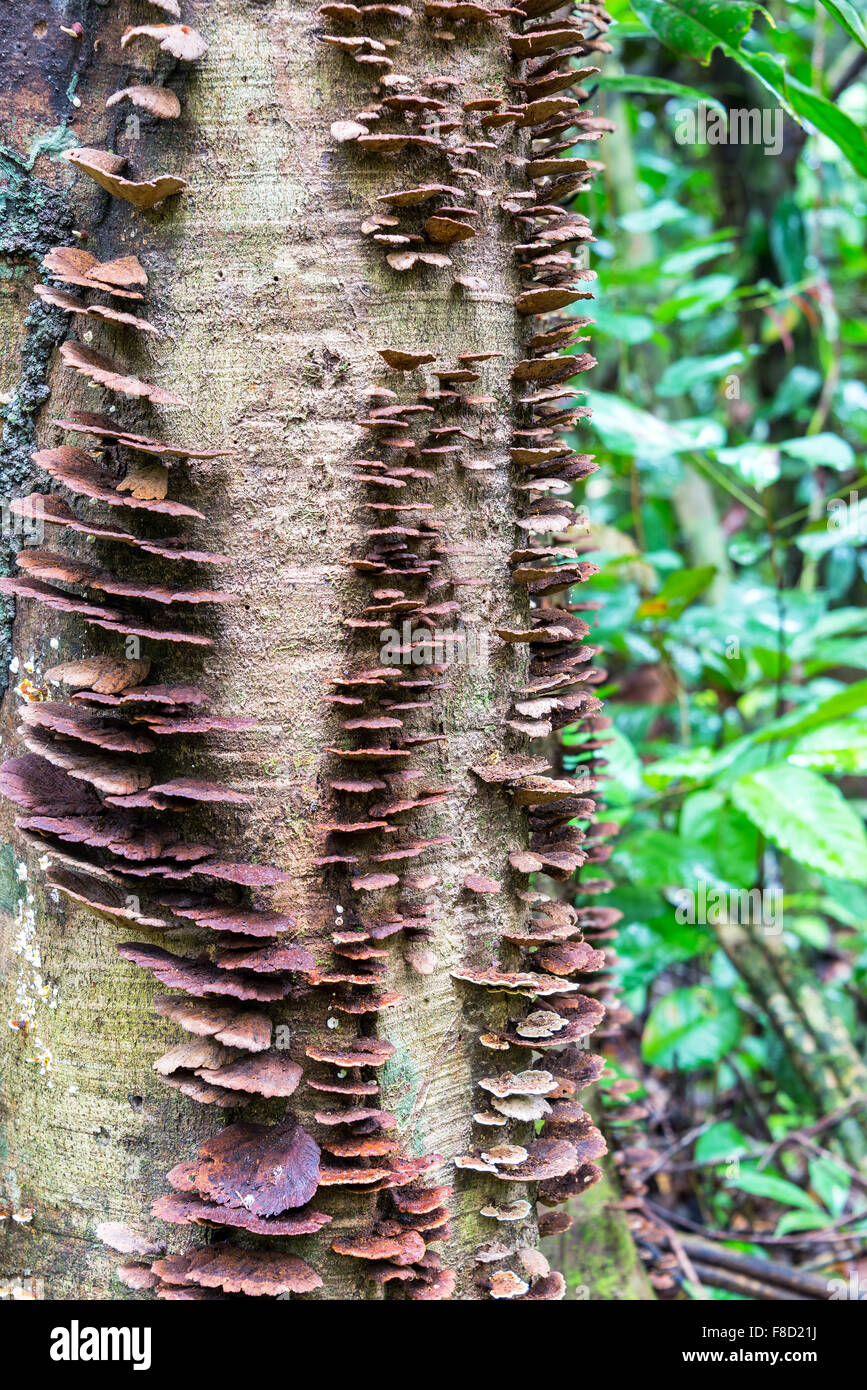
0,0,615,1300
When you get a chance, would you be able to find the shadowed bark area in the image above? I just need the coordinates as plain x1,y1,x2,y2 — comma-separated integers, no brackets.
542,1160,654,1300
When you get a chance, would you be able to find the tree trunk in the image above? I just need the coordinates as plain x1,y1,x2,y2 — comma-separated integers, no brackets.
1,0,616,1300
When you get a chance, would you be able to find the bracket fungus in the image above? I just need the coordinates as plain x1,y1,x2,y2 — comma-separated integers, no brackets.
66,148,188,211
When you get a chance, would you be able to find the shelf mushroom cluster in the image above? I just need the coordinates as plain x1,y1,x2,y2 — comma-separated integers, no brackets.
0,3,359,1302
320,0,618,1297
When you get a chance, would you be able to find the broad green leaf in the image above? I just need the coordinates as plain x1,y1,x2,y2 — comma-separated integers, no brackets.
655,273,739,322
658,351,746,397
754,680,867,742
637,565,715,618
615,917,712,993
820,0,867,49
748,53,867,178
695,1121,751,1163
596,73,728,121
613,829,691,889
680,792,760,885
786,73,867,177
768,365,822,420
731,765,867,880
726,1167,823,1212
630,0,771,62
802,638,867,676
620,197,690,234
660,240,736,277
775,1209,834,1235
778,433,856,471
643,744,736,787
717,442,781,487
789,721,867,774
632,0,867,175
584,390,707,456
797,498,867,557
591,305,656,344
642,985,742,1070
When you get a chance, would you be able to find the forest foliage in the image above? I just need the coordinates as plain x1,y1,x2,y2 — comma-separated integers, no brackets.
568,0,867,1268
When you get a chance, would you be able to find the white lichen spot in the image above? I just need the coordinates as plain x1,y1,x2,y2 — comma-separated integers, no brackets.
8,656,19,674
8,888,57,1088
49,638,59,650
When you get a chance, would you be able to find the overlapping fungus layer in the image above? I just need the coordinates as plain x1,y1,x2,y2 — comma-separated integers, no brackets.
321,0,617,1298
0,0,616,1300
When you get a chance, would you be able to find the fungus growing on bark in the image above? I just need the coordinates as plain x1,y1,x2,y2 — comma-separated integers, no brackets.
59,342,187,407
34,284,161,334
186,1119,321,1214
487,1269,529,1298
66,149,188,210
47,868,169,929
42,247,147,297
106,86,182,119
463,874,501,895
152,1246,321,1297
95,1222,162,1258
151,1192,330,1236
121,24,209,61
153,997,272,1052
195,1054,303,1098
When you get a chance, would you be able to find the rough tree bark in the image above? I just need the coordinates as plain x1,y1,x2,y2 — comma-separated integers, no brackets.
1,0,617,1300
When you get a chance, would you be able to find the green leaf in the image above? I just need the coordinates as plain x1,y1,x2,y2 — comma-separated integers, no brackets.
632,0,867,176
726,1167,823,1212
694,1121,751,1163
596,73,728,121
613,828,691,890
620,197,690,234
658,351,746,397
655,273,739,322
584,390,709,456
681,792,760,885
778,433,856,471
591,305,656,344
637,565,716,618
775,1209,833,1235
642,986,742,1070
717,442,781,488
797,498,867,558
661,239,736,276
748,54,867,178
820,0,867,49
630,0,771,63
755,679,867,742
731,765,867,881
789,721,867,774
809,1156,850,1218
